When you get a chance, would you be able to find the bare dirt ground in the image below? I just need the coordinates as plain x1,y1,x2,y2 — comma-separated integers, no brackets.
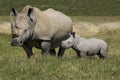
73,21,120,36
0,21,120,36
0,22,11,34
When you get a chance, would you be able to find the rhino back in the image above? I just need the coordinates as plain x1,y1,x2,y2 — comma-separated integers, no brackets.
76,38,99,52
32,7,73,48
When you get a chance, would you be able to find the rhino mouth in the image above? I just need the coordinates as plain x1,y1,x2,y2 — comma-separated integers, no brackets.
11,38,23,46
61,43,67,48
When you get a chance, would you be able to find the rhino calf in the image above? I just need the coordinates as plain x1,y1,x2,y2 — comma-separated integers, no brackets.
61,32,108,58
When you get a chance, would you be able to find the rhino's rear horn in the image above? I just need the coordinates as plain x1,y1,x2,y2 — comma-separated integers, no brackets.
72,32,75,38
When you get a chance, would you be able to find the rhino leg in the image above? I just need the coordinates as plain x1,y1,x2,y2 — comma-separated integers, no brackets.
76,51,81,57
58,47,65,58
23,44,33,58
50,49,56,56
79,51,87,58
98,51,106,59
41,41,51,56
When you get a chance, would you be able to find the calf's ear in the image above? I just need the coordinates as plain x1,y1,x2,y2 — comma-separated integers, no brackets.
72,32,75,38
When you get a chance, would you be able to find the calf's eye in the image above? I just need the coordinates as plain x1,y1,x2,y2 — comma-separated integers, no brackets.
67,42,70,44
24,29,27,32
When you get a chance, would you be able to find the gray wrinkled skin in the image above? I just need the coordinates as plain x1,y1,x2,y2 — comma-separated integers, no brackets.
61,33,108,58
10,5,73,58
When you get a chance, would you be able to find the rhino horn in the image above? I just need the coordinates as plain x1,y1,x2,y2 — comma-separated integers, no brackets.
72,32,75,38
10,8,18,26
10,8,18,38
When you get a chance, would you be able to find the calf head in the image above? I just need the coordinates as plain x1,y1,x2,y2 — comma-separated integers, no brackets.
61,32,75,48
10,5,36,46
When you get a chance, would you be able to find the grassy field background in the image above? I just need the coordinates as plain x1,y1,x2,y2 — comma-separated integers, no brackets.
0,0,120,16
0,28,120,80
0,16,120,80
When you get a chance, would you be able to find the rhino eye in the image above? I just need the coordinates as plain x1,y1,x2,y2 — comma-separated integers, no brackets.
15,26,18,29
15,25,21,29
67,42,71,44
24,29,27,32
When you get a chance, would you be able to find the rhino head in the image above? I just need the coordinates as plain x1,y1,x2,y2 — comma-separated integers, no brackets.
61,32,75,48
10,5,36,46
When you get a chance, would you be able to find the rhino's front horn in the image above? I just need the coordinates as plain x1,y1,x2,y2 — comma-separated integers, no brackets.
10,8,19,38
10,8,18,27
11,39,18,46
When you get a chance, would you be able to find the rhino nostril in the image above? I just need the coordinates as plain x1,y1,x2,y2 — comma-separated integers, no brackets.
20,41,23,44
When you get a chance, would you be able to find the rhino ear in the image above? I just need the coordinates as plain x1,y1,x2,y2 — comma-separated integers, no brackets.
27,8,33,22
72,32,75,38
10,8,18,16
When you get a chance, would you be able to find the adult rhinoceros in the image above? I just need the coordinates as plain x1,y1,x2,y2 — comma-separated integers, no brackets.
10,5,73,58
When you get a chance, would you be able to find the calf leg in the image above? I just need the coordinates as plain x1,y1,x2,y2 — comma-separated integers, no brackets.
80,52,87,58
76,51,81,57
50,49,56,56
41,41,51,56
98,51,106,59
98,53,105,59
98,48,108,59
23,44,33,58
58,47,65,58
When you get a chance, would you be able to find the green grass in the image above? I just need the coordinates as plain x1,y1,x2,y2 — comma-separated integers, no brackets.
0,28,120,80
0,0,120,16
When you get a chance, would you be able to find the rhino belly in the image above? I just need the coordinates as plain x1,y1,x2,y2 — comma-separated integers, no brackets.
50,33,70,49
